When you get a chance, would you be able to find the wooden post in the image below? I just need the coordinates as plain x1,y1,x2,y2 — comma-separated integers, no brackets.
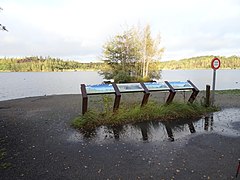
80,84,88,115
205,85,211,107
235,158,240,178
165,81,176,104
140,82,150,107
112,83,121,112
187,80,199,103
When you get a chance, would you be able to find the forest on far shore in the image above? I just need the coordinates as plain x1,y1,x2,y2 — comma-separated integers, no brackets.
159,55,240,70
0,55,240,72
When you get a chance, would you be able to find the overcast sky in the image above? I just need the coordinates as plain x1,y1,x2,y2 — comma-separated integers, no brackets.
1,0,240,62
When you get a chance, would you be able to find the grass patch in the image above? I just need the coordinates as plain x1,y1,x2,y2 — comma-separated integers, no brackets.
72,102,218,130
0,162,11,169
216,89,240,95
0,148,6,160
0,148,11,170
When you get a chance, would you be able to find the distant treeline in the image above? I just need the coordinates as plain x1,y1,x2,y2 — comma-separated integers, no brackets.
0,56,104,72
0,55,240,72
160,55,240,69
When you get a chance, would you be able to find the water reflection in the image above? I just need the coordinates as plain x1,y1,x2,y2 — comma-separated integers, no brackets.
164,124,174,141
162,121,196,142
134,122,152,141
112,126,124,141
204,114,214,131
69,108,240,143
188,122,196,133
81,128,97,140
77,120,198,143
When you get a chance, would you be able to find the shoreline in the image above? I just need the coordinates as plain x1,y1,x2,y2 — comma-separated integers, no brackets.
1,68,240,73
1,90,240,108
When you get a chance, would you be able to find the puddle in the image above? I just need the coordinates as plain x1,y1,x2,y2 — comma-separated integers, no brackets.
68,108,240,143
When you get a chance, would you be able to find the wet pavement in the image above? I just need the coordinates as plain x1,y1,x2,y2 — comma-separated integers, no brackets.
69,108,240,143
0,95,240,179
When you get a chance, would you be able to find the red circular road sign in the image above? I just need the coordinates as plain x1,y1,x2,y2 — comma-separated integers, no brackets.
211,57,221,70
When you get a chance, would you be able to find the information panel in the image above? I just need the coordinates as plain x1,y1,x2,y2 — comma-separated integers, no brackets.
169,81,192,89
85,84,115,94
84,81,193,94
144,82,169,91
117,83,143,92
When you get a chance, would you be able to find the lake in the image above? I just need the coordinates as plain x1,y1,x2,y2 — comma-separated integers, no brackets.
0,70,240,101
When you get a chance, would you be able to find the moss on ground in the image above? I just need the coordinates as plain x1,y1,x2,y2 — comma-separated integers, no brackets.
0,139,11,170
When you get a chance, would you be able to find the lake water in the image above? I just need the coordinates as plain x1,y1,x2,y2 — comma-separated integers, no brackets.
0,70,240,101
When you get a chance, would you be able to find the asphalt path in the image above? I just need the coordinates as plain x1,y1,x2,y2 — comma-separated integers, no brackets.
0,94,240,179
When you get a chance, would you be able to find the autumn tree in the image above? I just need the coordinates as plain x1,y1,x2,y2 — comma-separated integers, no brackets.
100,25,164,82
141,25,164,78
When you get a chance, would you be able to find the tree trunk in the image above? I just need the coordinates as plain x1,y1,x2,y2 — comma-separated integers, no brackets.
142,35,147,78
145,58,149,77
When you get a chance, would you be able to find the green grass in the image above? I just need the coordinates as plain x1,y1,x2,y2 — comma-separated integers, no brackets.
0,139,12,170
216,89,240,95
0,148,6,160
0,162,11,169
0,148,11,169
72,102,218,130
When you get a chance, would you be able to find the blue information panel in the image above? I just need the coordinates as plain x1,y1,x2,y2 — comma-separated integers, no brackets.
84,81,193,94
144,82,169,91
85,84,115,94
169,81,192,89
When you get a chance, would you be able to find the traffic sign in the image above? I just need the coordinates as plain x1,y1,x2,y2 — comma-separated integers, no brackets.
211,57,221,105
211,57,221,70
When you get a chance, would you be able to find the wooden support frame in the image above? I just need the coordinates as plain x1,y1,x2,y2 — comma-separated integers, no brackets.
140,82,150,107
80,80,199,115
81,84,88,115
164,81,176,104
187,80,199,103
112,83,121,112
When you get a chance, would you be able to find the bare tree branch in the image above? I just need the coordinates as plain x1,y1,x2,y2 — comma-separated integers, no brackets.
0,25,8,31
0,6,8,32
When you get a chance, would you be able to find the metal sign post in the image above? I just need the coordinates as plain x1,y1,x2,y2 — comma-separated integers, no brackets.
211,57,221,105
